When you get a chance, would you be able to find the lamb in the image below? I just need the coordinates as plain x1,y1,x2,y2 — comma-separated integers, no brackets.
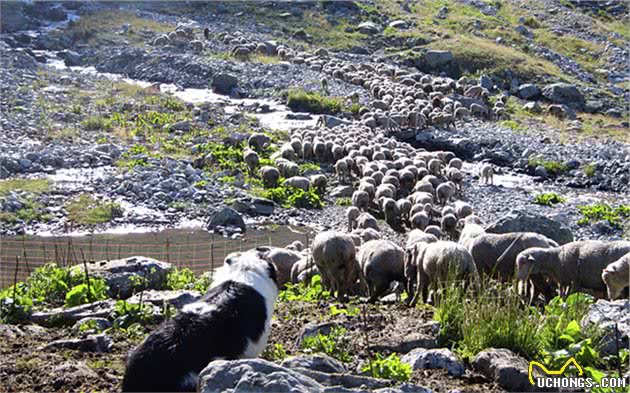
405,229,438,249
346,206,360,231
440,214,458,240
405,241,475,305
122,249,278,392
248,133,271,151
243,148,259,174
410,211,430,230
290,257,318,284
436,181,456,205
260,166,280,187
312,231,359,301
255,246,302,287
284,176,310,191
381,197,400,228
310,174,327,194
516,241,630,298
357,240,405,302
356,212,380,231
601,253,630,300
397,198,412,224
479,163,494,185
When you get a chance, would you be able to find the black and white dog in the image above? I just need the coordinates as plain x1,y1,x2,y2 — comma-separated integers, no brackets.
122,249,279,392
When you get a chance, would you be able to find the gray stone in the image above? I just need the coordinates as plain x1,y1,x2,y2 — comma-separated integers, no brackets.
581,299,629,356
388,20,409,29
517,84,541,100
208,207,246,232
198,358,324,393
472,348,532,392
523,101,542,113
548,104,576,120
486,209,574,245
53,362,99,382
0,324,46,339
171,120,191,131
43,334,113,353
292,367,391,390
211,73,238,95
425,50,453,68
542,83,585,110
357,21,381,35
297,322,341,348
584,100,604,113
72,317,112,333
61,50,82,66
479,75,493,90
71,256,172,299
330,186,354,198
281,354,346,374
401,348,465,377
370,333,437,354
30,300,116,327
534,166,548,178
127,289,201,309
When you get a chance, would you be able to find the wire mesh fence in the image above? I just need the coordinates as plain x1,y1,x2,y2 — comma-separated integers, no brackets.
0,227,312,288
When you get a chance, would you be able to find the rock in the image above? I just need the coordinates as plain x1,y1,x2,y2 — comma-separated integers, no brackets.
370,333,437,354
357,21,381,35
43,334,113,353
207,207,246,233
472,348,532,392
401,348,465,377
52,362,99,385
388,20,409,29
211,73,238,95
584,100,604,113
198,358,324,393
298,322,342,348
292,367,391,390
581,299,629,356
72,256,172,299
170,120,191,131
30,300,116,327
0,324,46,339
486,210,574,245
425,50,453,68
515,25,531,37
517,84,541,100
281,354,347,374
45,6,68,21
127,289,201,309
0,3,38,32
479,75,493,90
534,166,548,178
542,83,585,110
548,104,576,120
61,50,82,67
523,101,542,113
330,185,354,198
72,317,112,333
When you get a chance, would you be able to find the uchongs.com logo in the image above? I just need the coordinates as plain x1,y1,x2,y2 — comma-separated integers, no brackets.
528,357,627,390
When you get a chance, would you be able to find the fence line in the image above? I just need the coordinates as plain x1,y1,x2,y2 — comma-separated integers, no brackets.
0,230,310,288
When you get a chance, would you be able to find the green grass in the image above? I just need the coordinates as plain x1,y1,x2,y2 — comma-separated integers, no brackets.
334,197,352,206
533,192,566,206
298,162,321,173
0,179,51,195
82,115,113,131
210,52,281,64
255,184,323,209
582,163,597,177
66,195,123,226
278,275,330,302
577,204,630,228
528,157,569,176
0,198,51,224
499,120,526,132
287,89,342,114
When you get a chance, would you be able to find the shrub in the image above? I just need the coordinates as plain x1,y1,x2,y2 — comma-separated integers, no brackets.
166,267,211,293
64,278,108,307
66,195,123,226
362,353,412,382
533,192,566,206
259,184,323,209
287,89,342,114
301,326,352,362
82,116,113,131
523,16,541,28
528,157,568,176
577,204,630,228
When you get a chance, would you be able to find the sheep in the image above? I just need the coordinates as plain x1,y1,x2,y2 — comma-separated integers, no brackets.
310,174,327,194
290,257,318,284
356,212,380,231
280,144,297,161
602,253,630,300
457,215,485,250
357,240,405,302
381,197,400,228
405,241,476,305
335,159,350,184
243,148,259,174
260,166,280,187
410,211,430,230
286,241,304,252
397,199,412,224
312,231,359,301
427,158,442,176
454,201,473,219
346,206,360,231
248,133,271,151
405,229,438,249
352,227,381,244
469,232,558,284
436,181,456,205
446,167,464,190
284,176,310,191
257,246,302,287
425,225,444,239
479,163,494,185
352,190,370,211
516,241,630,298
440,214,458,240
448,157,463,170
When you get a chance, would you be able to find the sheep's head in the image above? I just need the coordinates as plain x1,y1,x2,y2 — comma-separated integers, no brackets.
515,248,547,280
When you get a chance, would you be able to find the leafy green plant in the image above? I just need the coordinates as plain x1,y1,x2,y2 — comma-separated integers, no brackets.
263,343,288,361
298,162,321,173
528,157,569,176
577,204,630,228
533,192,566,206
334,197,352,206
64,278,108,307
0,283,33,324
583,163,597,177
278,274,331,302
166,267,211,293
362,353,412,382
82,115,113,131
329,304,360,317
301,326,352,362
112,300,154,328
287,89,342,114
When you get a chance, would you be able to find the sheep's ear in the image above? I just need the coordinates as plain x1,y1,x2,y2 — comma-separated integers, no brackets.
527,255,536,262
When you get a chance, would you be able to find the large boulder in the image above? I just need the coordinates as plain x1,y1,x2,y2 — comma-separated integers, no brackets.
542,83,585,110
424,50,454,68
471,348,532,392
207,207,246,233
281,354,346,374
0,3,39,32
71,256,172,299
581,299,629,356
61,50,82,67
198,358,324,393
401,348,465,377
517,84,541,100
211,73,238,95
486,209,574,245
